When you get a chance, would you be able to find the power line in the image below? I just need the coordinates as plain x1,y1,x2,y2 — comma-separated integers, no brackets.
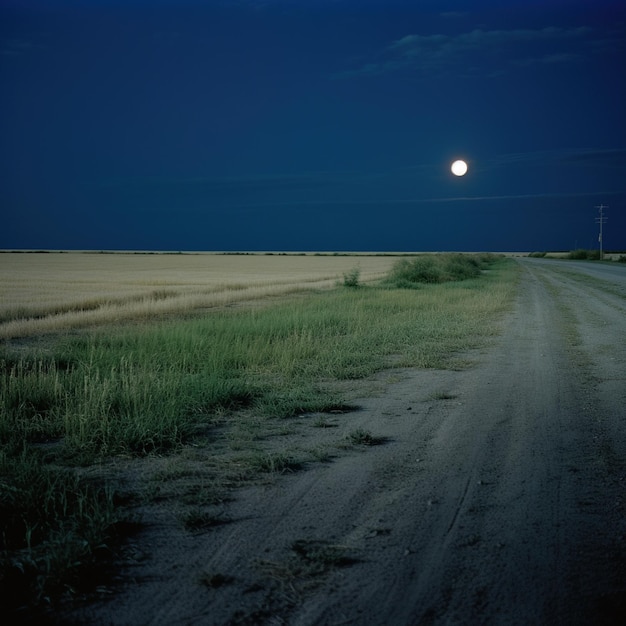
595,204,608,260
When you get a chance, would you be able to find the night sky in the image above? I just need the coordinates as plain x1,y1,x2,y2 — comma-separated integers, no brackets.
1,0,625,252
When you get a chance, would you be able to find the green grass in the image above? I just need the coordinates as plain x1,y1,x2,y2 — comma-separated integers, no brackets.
0,254,517,613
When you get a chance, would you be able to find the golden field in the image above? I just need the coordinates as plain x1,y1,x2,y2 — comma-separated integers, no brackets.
0,252,401,339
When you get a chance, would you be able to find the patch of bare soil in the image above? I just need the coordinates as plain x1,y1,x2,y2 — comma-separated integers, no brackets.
58,260,626,625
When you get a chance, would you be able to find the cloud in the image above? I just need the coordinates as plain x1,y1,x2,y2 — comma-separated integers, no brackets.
225,189,626,211
559,148,626,169
390,26,590,54
422,190,625,203
484,148,626,170
0,38,43,56
335,25,593,79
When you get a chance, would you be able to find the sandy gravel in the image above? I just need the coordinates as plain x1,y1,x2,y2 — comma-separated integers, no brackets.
62,259,626,625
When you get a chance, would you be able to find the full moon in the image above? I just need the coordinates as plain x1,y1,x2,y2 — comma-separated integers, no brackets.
451,159,468,176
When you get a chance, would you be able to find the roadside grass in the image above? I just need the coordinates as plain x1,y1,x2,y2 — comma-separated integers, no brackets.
0,254,517,614
383,253,497,287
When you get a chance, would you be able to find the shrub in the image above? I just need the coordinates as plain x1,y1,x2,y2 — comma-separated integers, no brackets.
568,249,600,260
384,253,495,288
342,267,360,288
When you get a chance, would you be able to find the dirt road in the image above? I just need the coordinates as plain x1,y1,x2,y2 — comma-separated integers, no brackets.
67,259,626,625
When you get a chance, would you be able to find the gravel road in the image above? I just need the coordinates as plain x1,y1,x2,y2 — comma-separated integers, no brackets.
66,259,626,626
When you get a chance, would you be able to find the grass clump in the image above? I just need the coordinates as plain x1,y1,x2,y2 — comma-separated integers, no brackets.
344,428,385,447
242,451,302,474
290,539,356,571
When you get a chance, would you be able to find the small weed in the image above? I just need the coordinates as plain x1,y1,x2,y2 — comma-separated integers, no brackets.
244,451,302,474
307,446,334,463
429,391,457,400
344,428,386,447
311,415,336,428
256,539,357,588
198,571,235,589
290,539,356,569
182,508,229,532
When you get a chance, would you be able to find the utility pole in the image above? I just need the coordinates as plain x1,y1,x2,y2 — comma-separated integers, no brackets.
595,204,608,260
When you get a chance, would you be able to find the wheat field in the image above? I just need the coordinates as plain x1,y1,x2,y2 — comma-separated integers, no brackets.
0,252,401,339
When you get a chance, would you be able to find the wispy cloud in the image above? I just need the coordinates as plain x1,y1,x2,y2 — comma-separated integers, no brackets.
225,190,625,212
512,51,582,67
334,25,593,79
483,148,626,170
0,37,43,56
558,148,626,169
421,190,625,203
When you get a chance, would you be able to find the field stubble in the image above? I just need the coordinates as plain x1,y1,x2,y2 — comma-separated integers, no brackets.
0,253,397,339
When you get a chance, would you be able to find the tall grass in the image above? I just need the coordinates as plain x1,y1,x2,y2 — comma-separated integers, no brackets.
0,254,516,612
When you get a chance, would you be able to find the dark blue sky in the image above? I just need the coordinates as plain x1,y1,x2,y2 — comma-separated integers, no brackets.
1,0,625,251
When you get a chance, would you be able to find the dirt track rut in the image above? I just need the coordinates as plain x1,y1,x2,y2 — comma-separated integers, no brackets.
67,259,626,625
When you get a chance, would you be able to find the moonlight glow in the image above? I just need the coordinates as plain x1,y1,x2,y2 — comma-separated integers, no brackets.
451,160,468,176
